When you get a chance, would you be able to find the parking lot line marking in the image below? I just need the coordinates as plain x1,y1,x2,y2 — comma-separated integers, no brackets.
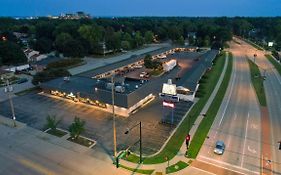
198,155,259,175
241,112,250,167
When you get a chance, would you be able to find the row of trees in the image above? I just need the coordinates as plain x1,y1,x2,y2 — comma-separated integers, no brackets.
1,17,281,66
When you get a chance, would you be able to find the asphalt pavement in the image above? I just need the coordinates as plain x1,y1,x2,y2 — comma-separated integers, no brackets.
243,40,281,175
0,116,130,175
197,40,261,175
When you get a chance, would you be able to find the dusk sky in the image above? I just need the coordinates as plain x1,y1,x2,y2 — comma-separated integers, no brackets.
0,0,281,17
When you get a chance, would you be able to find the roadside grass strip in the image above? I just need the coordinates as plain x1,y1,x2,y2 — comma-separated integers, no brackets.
247,59,267,106
187,53,233,158
241,38,264,51
123,52,227,164
166,161,189,174
119,164,154,175
265,54,281,76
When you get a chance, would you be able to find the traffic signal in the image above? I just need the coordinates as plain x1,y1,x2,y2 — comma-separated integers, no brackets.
279,142,281,150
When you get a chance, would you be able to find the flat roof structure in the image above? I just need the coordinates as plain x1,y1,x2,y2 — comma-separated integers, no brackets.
40,47,218,116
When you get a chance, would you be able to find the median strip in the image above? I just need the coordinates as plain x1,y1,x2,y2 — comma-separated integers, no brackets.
247,59,267,106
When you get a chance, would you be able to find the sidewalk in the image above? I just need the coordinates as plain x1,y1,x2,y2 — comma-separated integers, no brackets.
0,115,130,175
120,53,230,174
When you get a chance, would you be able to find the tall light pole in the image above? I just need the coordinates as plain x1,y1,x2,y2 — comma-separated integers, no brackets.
111,75,117,158
125,121,142,163
2,77,16,127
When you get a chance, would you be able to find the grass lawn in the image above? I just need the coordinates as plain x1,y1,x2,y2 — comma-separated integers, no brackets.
265,54,281,76
166,161,189,174
187,53,233,158
67,136,95,147
119,164,154,175
247,59,267,106
15,87,40,96
46,128,67,137
123,52,227,164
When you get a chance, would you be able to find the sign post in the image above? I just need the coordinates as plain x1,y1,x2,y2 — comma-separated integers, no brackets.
186,134,190,149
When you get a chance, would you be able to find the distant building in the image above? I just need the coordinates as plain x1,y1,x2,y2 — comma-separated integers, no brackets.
24,49,47,62
54,12,91,20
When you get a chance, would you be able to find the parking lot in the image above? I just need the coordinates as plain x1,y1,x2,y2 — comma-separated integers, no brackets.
0,91,192,155
0,49,218,155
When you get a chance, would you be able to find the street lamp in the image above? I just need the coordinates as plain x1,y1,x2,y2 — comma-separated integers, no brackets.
1,77,16,127
124,121,142,163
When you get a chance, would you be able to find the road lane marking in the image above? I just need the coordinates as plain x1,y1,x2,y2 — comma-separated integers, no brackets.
191,166,217,175
219,54,237,126
208,131,218,154
241,113,250,167
198,156,259,175
247,146,257,154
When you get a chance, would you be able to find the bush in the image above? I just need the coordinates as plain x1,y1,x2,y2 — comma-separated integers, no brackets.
47,58,83,69
69,117,86,139
32,68,70,85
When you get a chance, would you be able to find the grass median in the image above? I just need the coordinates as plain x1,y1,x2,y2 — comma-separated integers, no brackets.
123,52,227,164
265,54,281,76
187,53,233,158
248,59,267,106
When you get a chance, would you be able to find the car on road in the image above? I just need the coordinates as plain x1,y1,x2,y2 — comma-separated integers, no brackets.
214,141,225,155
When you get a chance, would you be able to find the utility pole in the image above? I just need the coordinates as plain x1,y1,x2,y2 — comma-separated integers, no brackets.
3,78,16,127
111,75,117,158
139,121,142,163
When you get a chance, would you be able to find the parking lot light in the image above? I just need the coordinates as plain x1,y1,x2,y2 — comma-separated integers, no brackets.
1,77,16,127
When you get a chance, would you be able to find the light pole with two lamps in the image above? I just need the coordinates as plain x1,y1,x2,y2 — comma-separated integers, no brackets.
1,77,16,127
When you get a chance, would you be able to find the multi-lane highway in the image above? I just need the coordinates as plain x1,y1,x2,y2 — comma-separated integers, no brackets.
197,40,262,175
243,40,281,175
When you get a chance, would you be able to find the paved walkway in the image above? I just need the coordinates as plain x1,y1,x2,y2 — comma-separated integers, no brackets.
119,52,230,174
